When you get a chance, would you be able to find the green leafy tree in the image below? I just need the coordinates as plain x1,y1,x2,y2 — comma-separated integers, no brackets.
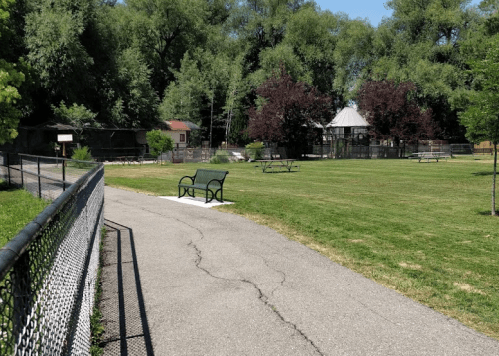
24,0,95,103
363,0,481,140
125,0,207,97
52,101,99,129
0,0,24,144
459,35,499,215
111,48,159,128
159,52,207,123
146,129,174,164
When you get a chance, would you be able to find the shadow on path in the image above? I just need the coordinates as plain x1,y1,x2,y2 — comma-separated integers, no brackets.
99,220,154,356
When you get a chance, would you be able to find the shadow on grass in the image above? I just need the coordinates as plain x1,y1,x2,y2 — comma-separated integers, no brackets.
0,182,17,192
478,211,499,216
472,172,495,176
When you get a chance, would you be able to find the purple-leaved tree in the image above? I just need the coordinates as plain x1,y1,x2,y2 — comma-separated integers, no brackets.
248,65,332,158
357,79,436,147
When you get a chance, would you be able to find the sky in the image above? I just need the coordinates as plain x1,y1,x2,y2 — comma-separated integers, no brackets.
313,0,483,27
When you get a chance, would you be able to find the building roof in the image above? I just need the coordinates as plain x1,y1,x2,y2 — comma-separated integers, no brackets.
181,121,201,130
326,107,369,128
166,120,191,131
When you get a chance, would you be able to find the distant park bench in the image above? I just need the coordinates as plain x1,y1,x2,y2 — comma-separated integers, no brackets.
409,152,450,163
178,169,229,203
474,148,494,155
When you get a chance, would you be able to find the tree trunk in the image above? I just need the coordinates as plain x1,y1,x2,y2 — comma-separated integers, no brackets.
492,143,497,216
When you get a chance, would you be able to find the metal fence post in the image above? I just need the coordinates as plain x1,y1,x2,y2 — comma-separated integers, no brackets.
13,253,33,354
7,152,11,186
20,155,24,187
37,157,41,198
62,160,66,192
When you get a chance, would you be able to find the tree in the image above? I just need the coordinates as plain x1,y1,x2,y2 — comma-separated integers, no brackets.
125,0,207,98
52,101,99,129
146,129,174,164
363,0,482,140
357,79,435,147
459,35,499,216
159,52,207,124
248,64,332,158
0,0,24,144
24,0,95,103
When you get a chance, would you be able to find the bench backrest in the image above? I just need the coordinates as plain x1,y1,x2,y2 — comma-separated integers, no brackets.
194,169,229,187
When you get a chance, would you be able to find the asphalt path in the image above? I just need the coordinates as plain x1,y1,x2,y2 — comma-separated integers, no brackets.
104,186,499,356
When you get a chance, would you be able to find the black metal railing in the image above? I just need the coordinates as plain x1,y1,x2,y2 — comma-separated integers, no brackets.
0,152,98,200
0,152,104,355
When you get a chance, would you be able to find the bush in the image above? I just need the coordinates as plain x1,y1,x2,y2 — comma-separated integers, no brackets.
245,142,264,160
71,146,94,168
146,130,174,164
210,150,230,164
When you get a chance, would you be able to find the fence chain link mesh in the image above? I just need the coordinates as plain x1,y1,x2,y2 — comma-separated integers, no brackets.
0,152,104,356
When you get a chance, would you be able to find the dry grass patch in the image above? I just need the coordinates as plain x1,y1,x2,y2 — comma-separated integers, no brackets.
398,262,422,270
453,282,487,295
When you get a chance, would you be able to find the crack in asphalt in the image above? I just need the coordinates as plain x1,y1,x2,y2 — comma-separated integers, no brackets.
109,197,324,355
188,239,324,356
262,258,287,297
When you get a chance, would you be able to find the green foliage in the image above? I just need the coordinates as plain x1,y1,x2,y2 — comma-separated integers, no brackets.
52,101,99,129
0,0,24,145
111,48,159,128
210,149,230,164
0,59,24,144
146,129,174,158
3,0,494,144
459,35,499,215
245,141,264,160
460,37,499,145
160,52,206,123
24,0,95,103
71,146,94,168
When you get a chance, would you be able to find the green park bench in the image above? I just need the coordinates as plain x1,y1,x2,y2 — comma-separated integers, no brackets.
178,169,229,203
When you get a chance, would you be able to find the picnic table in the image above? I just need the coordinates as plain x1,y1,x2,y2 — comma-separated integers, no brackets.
256,159,300,173
409,152,450,163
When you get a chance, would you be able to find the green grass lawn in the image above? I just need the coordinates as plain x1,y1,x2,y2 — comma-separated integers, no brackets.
0,181,50,247
105,156,499,339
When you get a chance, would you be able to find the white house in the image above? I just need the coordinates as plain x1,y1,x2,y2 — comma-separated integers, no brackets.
159,120,200,148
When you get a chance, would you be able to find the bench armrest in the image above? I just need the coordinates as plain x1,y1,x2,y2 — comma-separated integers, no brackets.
179,175,195,185
206,178,224,188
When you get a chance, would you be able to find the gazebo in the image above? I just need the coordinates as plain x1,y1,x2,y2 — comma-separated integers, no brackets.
326,107,370,158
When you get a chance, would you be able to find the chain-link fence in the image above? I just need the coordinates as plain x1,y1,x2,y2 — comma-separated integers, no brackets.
0,152,104,355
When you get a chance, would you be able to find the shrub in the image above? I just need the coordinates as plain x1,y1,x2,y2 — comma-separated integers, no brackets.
146,130,174,164
210,150,230,164
245,142,264,160
71,146,94,168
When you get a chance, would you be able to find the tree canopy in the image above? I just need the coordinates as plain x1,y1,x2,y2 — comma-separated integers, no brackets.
0,0,496,147
248,65,331,158
0,0,24,145
459,34,499,215
357,79,436,145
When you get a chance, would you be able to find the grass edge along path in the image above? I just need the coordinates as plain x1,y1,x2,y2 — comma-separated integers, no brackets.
0,182,50,247
104,157,499,340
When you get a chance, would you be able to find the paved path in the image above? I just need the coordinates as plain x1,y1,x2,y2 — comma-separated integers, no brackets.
104,186,499,356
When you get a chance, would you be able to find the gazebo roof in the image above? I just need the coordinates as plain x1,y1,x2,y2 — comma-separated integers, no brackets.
326,107,369,128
